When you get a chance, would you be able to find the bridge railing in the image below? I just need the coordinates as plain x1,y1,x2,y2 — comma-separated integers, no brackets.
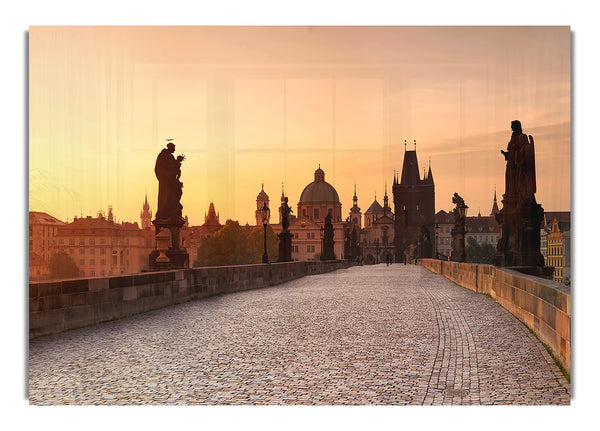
418,258,571,375
29,260,354,339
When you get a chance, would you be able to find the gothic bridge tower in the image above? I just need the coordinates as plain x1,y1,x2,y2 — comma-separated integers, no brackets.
393,141,435,260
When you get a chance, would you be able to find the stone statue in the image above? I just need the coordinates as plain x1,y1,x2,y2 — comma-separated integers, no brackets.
155,141,185,222
501,120,536,199
450,193,466,262
494,121,548,274
149,140,189,271
278,195,293,262
281,197,292,231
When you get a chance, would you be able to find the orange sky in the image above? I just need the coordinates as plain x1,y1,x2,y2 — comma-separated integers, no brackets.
29,26,570,225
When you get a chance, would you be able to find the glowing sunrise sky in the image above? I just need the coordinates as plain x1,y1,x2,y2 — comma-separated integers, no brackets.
29,26,570,225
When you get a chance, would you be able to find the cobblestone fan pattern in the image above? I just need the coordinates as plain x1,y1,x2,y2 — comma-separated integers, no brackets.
29,265,570,405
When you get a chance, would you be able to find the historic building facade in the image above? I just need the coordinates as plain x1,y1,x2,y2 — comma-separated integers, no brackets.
29,211,66,263
542,211,570,284
393,146,435,260
49,214,154,277
259,167,345,261
360,187,395,264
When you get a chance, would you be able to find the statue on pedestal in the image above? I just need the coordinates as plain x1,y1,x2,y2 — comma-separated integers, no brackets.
494,121,550,275
149,140,189,270
278,196,293,262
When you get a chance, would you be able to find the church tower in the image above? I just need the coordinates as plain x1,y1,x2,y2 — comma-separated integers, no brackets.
383,182,391,216
349,182,362,230
255,183,271,225
140,193,152,229
393,140,435,259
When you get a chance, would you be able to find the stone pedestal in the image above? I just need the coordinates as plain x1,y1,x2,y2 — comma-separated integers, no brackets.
494,194,545,268
278,230,292,262
321,236,335,261
509,266,555,280
149,218,189,270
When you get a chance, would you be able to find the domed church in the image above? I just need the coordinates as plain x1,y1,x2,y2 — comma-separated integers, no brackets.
297,166,342,223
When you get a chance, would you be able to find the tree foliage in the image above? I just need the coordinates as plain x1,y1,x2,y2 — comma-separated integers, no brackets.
48,250,80,279
194,220,279,267
465,236,496,264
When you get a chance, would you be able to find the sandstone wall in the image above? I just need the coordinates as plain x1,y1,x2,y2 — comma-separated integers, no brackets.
30,260,353,339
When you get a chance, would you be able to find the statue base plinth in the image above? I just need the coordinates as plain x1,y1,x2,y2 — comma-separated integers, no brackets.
149,249,189,271
506,266,555,280
278,230,292,262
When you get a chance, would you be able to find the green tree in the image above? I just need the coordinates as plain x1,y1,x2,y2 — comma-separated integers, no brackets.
247,225,279,263
194,220,280,266
48,251,80,279
465,237,496,264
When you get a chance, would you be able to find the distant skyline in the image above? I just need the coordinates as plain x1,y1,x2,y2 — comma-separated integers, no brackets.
29,26,570,225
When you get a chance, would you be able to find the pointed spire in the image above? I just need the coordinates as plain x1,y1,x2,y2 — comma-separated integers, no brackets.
383,181,390,214
426,158,434,184
414,139,417,151
490,186,500,215
404,140,407,151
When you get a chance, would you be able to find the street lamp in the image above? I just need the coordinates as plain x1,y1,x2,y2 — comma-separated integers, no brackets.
434,223,440,259
261,202,270,263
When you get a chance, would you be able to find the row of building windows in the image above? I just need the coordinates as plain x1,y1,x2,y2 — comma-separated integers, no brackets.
548,246,563,256
62,248,130,256
78,258,129,267
58,238,138,246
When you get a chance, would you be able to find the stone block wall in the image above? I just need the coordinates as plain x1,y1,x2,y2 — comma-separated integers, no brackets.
30,260,352,339
419,258,571,374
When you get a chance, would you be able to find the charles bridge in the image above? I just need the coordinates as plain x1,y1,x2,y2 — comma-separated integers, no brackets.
29,260,570,405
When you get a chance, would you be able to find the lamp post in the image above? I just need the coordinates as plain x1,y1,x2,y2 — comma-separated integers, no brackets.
320,225,324,260
459,203,468,263
261,202,270,264
434,223,440,259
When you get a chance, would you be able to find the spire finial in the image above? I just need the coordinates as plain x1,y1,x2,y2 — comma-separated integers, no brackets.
404,140,407,151
261,181,264,191
414,139,417,150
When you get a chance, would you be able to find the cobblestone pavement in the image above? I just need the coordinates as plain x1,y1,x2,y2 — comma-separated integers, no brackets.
29,265,570,405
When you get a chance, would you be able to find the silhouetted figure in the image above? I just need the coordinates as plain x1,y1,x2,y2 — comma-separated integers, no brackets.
155,142,185,222
321,211,335,261
149,140,189,270
281,197,292,231
494,121,548,274
450,193,467,262
278,196,293,262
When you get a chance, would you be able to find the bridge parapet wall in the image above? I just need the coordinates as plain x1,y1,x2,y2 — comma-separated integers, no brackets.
419,258,571,374
30,260,352,339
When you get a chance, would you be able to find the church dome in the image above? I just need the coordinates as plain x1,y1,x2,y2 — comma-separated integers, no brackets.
298,166,340,204
257,185,269,202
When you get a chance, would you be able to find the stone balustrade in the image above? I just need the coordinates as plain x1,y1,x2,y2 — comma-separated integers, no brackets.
418,258,571,374
29,260,353,339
